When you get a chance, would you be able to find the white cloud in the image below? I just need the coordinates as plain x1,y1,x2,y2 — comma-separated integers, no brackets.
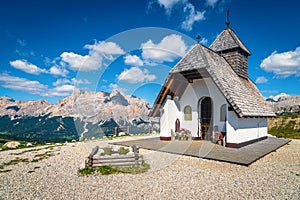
118,67,156,83
255,76,268,84
85,41,125,55
124,55,143,67
0,73,47,95
60,51,102,71
60,41,125,71
46,84,75,97
206,0,218,7
0,73,75,97
157,0,185,14
181,3,205,31
109,83,127,92
53,78,90,87
10,59,69,77
49,66,69,77
71,78,91,85
141,34,187,62
17,39,27,47
260,47,300,78
200,37,208,45
10,60,47,75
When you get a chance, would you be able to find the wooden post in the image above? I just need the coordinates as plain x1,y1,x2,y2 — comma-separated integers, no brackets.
88,146,99,167
133,145,139,167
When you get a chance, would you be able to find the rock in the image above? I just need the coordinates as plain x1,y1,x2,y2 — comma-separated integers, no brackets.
79,162,86,170
26,142,33,147
112,146,120,152
3,141,21,149
119,132,127,136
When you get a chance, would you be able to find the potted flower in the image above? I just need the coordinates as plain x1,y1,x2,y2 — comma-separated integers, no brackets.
180,128,191,140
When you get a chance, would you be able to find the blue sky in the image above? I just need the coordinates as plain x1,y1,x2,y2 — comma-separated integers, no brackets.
0,0,299,105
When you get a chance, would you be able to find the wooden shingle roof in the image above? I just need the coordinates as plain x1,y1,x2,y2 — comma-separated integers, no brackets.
210,27,251,55
150,44,275,118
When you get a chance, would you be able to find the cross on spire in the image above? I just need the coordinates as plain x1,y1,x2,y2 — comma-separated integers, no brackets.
196,34,201,44
226,10,230,27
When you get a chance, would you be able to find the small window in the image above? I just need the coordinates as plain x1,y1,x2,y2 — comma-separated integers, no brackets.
220,104,226,121
184,106,192,121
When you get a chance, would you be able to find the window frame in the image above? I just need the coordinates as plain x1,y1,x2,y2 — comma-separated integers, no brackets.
220,104,227,122
184,105,192,121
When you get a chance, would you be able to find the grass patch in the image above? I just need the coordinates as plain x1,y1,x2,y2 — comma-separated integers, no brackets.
78,162,150,176
101,146,130,155
31,151,55,162
269,114,300,139
0,157,30,171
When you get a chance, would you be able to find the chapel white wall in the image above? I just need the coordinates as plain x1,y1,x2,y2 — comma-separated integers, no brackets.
179,78,227,137
160,96,181,137
226,111,268,144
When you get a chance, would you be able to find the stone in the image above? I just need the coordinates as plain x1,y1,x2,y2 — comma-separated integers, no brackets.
3,141,21,149
79,162,86,170
118,132,127,136
112,146,120,152
26,142,33,147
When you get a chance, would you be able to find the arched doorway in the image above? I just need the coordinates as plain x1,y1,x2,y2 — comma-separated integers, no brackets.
198,97,213,140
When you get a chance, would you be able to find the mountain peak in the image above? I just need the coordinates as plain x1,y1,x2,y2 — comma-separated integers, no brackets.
0,96,15,102
267,93,291,102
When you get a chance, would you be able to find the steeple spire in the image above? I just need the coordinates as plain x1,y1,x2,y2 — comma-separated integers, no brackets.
226,10,230,27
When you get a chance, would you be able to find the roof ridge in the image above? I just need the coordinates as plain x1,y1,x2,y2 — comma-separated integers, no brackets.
226,27,251,55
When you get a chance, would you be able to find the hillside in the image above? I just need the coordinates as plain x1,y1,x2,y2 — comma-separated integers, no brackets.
268,113,300,139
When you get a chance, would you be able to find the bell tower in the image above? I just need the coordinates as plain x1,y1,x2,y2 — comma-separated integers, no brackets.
210,11,251,79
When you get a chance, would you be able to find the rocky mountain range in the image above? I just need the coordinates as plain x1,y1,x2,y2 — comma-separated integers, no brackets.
0,89,158,142
266,93,300,114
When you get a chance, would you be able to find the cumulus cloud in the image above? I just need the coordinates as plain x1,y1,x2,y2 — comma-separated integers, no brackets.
181,3,205,31
141,34,187,62
157,0,185,14
10,59,69,77
153,0,205,31
109,83,127,92
260,47,300,78
46,84,75,97
53,78,90,87
255,76,268,84
206,0,218,7
49,66,69,77
124,55,143,67
118,67,156,83
10,60,47,75
84,41,125,55
0,73,74,97
0,73,47,95
60,41,125,71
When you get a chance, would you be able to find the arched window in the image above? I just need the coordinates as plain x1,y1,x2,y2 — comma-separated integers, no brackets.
184,105,192,121
220,104,226,121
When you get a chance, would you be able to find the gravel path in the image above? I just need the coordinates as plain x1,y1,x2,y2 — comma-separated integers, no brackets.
0,136,299,200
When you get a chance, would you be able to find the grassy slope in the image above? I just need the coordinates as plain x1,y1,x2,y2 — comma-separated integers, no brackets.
268,113,300,139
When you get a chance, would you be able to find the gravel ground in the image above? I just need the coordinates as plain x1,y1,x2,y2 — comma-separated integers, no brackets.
0,136,299,200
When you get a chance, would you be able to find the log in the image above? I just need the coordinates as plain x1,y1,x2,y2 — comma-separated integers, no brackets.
92,161,142,167
93,154,142,160
92,157,142,164
88,146,99,159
